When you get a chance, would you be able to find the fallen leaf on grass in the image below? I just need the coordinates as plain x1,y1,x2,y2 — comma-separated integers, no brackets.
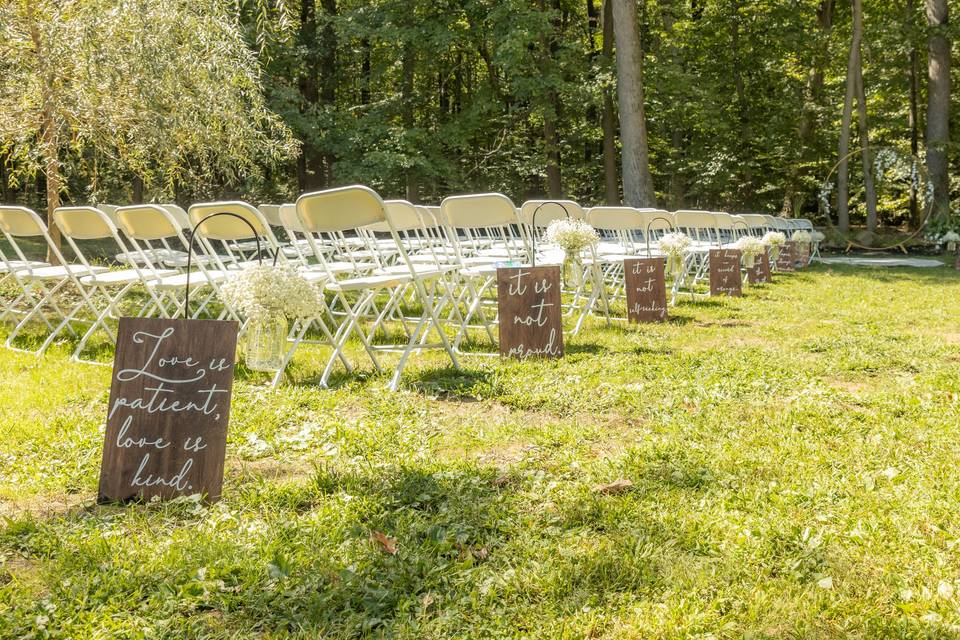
370,531,397,555
592,479,633,494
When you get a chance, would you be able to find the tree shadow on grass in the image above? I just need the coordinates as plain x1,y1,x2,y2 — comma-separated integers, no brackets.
0,463,524,636
404,366,493,400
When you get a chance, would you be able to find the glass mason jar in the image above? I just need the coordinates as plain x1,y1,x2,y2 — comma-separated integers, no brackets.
743,253,756,269
245,314,287,371
562,254,582,290
667,253,684,279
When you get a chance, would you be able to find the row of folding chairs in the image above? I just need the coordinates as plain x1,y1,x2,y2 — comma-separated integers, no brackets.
0,188,815,389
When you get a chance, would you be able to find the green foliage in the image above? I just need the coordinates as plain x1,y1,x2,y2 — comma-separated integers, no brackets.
0,0,298,202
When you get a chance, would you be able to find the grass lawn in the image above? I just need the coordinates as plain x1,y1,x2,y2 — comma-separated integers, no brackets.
2,264,960,638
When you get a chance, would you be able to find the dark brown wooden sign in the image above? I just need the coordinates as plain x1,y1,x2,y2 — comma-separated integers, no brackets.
496,265,563,359
777,242,796,272
99,317,239,504
709,249,743,297
746,251,772,284
624,258,667,323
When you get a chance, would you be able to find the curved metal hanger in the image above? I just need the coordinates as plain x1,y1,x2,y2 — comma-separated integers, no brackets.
183,211,278,319
529,201,570,267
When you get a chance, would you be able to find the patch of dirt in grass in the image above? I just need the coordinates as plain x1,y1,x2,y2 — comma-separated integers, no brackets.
0,493,91,520
227,457,317,483
824,377,869,394
694,319,754,328
939,333,960,344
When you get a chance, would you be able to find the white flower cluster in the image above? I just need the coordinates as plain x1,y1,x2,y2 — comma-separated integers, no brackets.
735,235,766,259
811,230,826,243
941,231,960,243
545,219,600,255
762,231,787,247
658,232,692,258
792,230,813,244
220,265,323,321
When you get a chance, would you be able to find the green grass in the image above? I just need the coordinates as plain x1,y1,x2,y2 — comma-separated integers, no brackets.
3,264,960,638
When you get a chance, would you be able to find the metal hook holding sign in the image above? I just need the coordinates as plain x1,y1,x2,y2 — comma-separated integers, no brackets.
644,216,676,258
182,212,279,318
529,201,571,267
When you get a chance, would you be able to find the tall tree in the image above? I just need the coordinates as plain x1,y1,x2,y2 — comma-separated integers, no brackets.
836,0,876,233
600,0,620,204
611,0,656,207
925,0,950,222
0,0,296,261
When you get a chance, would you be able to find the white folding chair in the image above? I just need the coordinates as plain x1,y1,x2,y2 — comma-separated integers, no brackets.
290,186,460,390
0,206,108,354
52,206,178,361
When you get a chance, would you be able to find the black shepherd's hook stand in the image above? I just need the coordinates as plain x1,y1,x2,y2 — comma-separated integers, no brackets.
529,201,571,267
182,212,278,318
644,215,676,258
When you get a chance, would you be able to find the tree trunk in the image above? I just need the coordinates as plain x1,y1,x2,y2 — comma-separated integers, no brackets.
908,0,920,227
539,0,563,199
658,0,684,209
402,46,419,203
790,0,834,217
132,175,144,204
837,0,861,233
854,53,878,232
41,114,62,264
318,0,338,187
297,0,323,191
925,0,951,222
611,0,656,207
26,5,61,261
601,0,619,204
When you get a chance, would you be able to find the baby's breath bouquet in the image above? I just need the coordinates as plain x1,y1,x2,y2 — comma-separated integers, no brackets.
791,230,813,246
735,236,766,269
942,231,960,252
658,232,691,278
811,230,826,244
220,265,323,321
545,219,600,256
761,231,787,263
220,265,324,371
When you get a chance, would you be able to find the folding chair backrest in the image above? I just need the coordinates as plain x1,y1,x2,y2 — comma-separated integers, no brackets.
587,206,643,231
258,204,284,227
379,200,425,233
296,185,386,232
739,214,770,234
675,210,720,244
160,204,191,230
116,205,184,241
0,206,47,237
0,206,68,266
440,193,519,230
519,200,586,226
188,201,272,240
53,206,115,240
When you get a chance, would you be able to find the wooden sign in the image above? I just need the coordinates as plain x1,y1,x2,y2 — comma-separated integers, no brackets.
623,258,667,323
496,265,563,359
746,251,772,284
99,317,239,504
777,242,796,272
709,249,742,297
